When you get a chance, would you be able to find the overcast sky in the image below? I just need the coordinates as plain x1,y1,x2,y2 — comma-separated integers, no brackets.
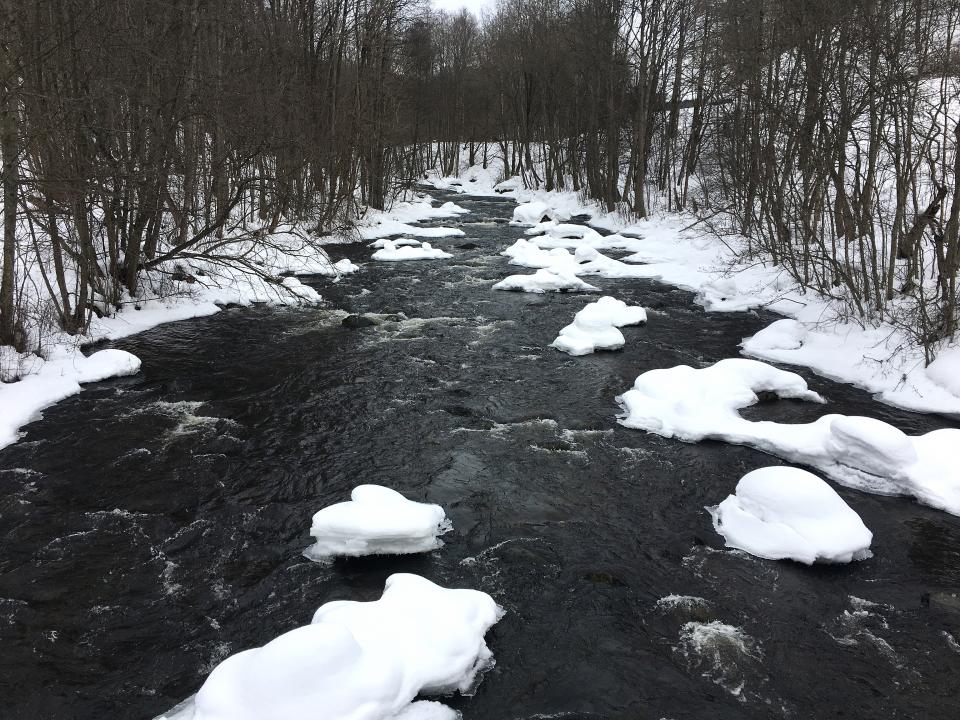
430,0,496,17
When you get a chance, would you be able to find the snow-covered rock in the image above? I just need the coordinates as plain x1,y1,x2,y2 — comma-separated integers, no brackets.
310,574,502,697
709,466,873,564
279,276,322,303
501,238,579,270
159,574,502,720
370,237,422,249
617,358,960,515
617,358,825,441
511,200,571,226
305,485,451,560
333,258,360,274
372,240,453,262
551,296,647,356
492,267,600,294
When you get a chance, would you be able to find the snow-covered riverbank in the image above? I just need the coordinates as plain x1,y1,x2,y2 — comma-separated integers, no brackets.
428,166,960,417
0,195,466,452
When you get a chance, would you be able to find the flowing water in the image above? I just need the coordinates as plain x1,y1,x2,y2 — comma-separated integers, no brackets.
1,191,959,719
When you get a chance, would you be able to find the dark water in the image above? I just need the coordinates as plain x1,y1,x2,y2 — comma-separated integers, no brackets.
1,191,959,720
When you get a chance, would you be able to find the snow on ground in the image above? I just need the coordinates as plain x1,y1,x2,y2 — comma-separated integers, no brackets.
617,358,960,515
431,163,960,415
492,267,600,294
551,296,647,356
158,574,502,720
304,485,451,560
709,466,873,564
743,319,960,416
372,240,453,262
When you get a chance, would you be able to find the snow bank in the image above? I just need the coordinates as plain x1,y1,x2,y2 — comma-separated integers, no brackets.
0,347,141,450
492,267,600,294
160,574,502,720
551,296,647,356
372,240,453,262
305,485,451,560
618,358,960,515
709,466,873,564
741,320,960,416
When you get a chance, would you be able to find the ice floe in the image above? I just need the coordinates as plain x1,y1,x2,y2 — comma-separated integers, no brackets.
492,267,600,294
551,296,647,356
305,485,451,560
159,574,502,720
617,358,960,514
372,240,453,262
709,466,873,564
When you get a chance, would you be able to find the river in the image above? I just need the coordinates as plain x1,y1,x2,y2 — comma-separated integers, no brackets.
1,191,958,719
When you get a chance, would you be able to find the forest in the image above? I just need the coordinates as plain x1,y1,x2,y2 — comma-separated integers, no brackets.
5,3,960,720
1,0,959,356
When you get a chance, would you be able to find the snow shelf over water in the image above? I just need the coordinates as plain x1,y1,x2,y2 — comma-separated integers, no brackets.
552,296,647,356
157,574,502,720
710,466,873,564
0,348,141,450
305,485,451,560
617,358,960,515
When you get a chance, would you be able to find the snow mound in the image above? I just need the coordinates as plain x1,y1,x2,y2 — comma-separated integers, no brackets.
333,258,361,274
311,573,502,697
511,200,571,226
925,346,960,397
305,485,451,560
372,240,453,262
617,358,825,440
77,349,142,383
618,358,960,515
709,466,873,564
160,574,502,720
501,238,578,270
492,268,600,294
279,277,322,303
551,296,647,356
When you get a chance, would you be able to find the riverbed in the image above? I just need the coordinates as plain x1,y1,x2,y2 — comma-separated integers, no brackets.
1,191,958,719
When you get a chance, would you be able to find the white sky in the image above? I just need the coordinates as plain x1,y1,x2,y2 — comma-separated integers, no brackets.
430,0,496,17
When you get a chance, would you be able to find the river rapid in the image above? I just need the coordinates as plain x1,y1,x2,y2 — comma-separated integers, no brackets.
1,191,958,719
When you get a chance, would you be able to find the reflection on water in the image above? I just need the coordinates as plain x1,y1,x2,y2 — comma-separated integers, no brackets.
0,191,959,719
